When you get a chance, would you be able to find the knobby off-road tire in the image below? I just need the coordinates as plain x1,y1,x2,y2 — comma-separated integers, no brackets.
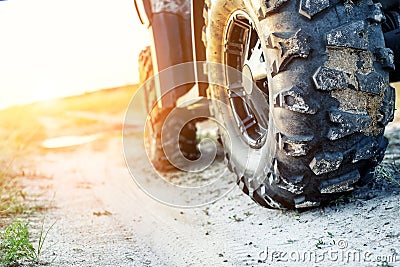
138,47,200,171
204,0,395,209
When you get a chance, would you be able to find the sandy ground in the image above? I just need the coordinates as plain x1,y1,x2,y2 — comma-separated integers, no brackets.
19,107,400,267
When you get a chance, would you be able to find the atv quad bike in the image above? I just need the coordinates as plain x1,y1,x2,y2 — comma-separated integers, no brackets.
135,0,400,209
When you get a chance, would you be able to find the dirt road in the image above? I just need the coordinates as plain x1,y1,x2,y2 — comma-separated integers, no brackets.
20,106,400,267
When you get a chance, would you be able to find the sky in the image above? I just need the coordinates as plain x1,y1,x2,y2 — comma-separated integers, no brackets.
0,0,150,108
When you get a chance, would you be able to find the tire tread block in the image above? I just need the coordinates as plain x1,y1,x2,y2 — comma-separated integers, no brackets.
326,21,368,50
327,110,370,140
266,29,311,76
299,0,330,19
309,152,343,175
319,170,360,194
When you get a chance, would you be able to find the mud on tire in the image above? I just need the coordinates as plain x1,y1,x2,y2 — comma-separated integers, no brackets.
204,0,395,209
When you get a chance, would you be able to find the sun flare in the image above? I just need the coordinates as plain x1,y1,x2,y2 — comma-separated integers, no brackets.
0,0,150,109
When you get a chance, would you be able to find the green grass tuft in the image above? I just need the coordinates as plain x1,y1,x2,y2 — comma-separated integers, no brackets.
0,218,56,266
0,220,35,266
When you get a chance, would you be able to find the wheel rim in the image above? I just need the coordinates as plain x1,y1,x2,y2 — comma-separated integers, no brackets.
224,10,269,149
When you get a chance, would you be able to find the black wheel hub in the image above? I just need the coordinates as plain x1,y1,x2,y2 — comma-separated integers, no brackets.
224,11,269,148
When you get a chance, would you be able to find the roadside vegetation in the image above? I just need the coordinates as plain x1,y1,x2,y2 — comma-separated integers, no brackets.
0,105,47,266
0,85,137,266
0,85,137,138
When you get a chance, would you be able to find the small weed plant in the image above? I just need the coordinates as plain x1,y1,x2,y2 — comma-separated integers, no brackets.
0,219,56,266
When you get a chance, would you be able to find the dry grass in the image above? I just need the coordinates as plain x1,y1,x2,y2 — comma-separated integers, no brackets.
0,107,45,151
0,85,138,145
32,84,138,116
0,84,138,221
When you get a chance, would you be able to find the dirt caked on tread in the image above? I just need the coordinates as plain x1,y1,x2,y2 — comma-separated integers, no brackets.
204,0,395,209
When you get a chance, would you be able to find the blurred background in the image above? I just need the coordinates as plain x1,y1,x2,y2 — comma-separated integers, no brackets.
0,0,150,109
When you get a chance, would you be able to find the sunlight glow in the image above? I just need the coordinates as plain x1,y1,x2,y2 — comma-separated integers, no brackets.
0,0,151,109
41,134,103,149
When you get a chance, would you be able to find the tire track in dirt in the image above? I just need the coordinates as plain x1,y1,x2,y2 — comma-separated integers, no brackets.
119,134,229,266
